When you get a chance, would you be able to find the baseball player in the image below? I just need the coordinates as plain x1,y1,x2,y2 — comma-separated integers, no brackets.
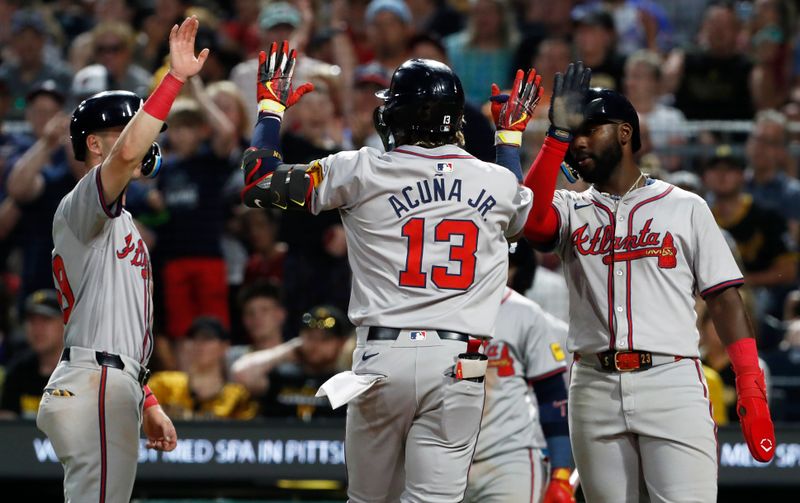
511,62,776,502
240,41,532,502
36,17,208,502
466,240,575,503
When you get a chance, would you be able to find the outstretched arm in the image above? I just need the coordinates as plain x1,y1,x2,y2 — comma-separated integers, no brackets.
241,41,314,210
522,62,591,246
100,16,209,203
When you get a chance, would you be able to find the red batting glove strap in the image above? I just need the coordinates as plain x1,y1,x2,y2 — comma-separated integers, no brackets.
142,72,184,121
543,469,576,503
143,384,159,410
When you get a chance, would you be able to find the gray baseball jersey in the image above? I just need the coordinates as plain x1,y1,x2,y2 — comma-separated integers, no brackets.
550,179,743,356
466,288,567,503
310,144,532,337
550,178,737,502
40,164,152,503
308,143,531,502
474,287,568,461
51,165,154,364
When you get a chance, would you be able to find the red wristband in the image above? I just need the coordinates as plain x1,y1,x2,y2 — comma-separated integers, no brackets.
726,338,760,374
143,72,184,121
143,384,159,410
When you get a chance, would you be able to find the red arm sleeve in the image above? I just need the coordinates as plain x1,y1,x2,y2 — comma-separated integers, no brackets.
523,136,569,244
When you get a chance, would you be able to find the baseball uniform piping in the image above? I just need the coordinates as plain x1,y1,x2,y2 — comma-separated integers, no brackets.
699,278,745,298
98,365,108,503
591,200,616,349
392,148,475,160
693,358,719,479
95,166,123,219
626,186,674,349
528,448,536,503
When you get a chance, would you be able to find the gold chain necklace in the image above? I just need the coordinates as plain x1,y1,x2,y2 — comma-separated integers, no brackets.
598,171,646,200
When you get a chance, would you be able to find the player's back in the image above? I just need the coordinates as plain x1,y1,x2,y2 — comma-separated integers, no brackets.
313,145,531,336
52,166,153,364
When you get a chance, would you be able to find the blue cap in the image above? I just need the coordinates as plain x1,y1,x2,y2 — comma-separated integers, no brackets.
11,9,47,35
365,0,412,25
259,2,302,30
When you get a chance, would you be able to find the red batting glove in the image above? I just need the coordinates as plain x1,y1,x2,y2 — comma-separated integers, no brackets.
489,68,543,146
257,40,314,116
543,468,576,503
735,366,775,462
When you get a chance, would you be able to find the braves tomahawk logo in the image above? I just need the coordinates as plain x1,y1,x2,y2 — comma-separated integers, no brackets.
571,218,677,268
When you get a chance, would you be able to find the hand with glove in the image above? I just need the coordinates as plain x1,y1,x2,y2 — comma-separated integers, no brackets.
543,468,576,503
734,361,775,462
257,40,314,118
547,61,591,182
490,68,543,147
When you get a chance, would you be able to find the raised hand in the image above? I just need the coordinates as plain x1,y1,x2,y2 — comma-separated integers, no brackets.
168,16,209,82
490,68,543,134
257,40,314,115
549,61,592,134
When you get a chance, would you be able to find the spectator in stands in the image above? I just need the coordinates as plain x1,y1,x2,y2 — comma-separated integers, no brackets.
747,0,792,111
347,62,391,150
206,80,251,153
663,1,754,120
572,7,625,91
5,83,73,316
762,318,800,422
623,50,688,172
600,0,668,56
147,317,258,420
137,0,188,72
243,209,287,287
154,98,235,355
0,289,63,419
0,9,73,121
70,22,153,102
744,110,800,243
529,37,572,122
227,281,287,368
364,0,414,77
405,0,464,39
704,147,797,290
444,0,518,105
220,0,263,59
231,305,353,421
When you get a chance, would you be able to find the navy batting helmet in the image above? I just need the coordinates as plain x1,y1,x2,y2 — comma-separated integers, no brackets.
582,88,641,152
375,59,465,139
70,90,167,162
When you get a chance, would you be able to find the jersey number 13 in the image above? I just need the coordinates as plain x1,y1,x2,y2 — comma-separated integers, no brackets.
399,218,479,290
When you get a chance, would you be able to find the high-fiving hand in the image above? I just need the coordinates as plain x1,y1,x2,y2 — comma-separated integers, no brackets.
167,16,209,82
549,61,592,135
257,40,314,116
490,68,544,137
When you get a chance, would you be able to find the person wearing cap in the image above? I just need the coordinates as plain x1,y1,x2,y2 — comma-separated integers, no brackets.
0,9,72,121
348,62,392,150
145,316,258,420
364,0,414,76
571,5,625,91
4,81,75,317
231,305,354,421
703,145,798,349
0,289,64,419
229,1,337,126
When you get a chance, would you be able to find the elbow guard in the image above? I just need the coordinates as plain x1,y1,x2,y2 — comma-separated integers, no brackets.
240,147,311,210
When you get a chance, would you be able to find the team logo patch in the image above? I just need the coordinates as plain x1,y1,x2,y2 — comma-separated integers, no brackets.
409,330,427,341
550,342,566,362
435,162,454,173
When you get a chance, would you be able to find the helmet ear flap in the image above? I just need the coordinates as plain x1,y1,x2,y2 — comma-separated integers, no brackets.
373,105,395,151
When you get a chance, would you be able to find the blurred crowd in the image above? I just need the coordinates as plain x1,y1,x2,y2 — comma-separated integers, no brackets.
0,0,799,425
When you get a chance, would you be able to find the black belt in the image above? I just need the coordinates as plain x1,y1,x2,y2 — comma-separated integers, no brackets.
61,348,151,385
594,349,681,372
367,326,469,343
